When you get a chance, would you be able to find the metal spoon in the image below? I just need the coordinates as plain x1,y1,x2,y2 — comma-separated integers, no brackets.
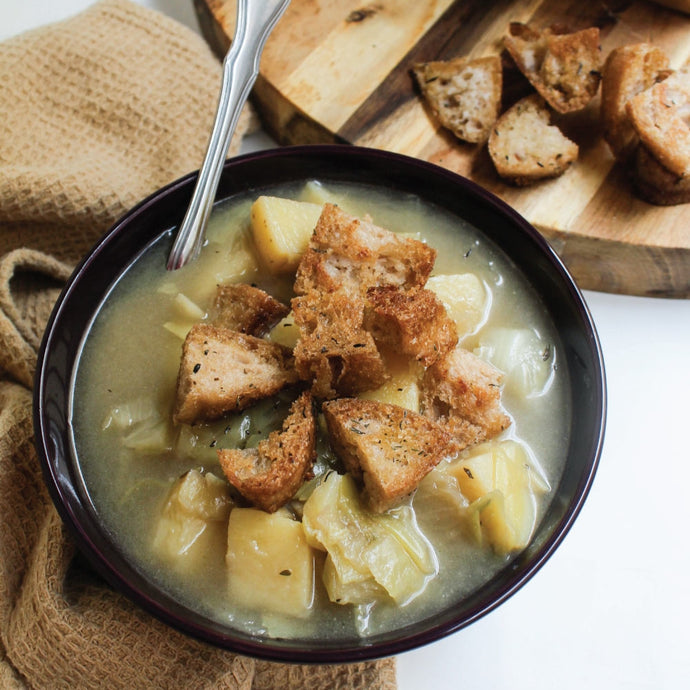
166,0,290,271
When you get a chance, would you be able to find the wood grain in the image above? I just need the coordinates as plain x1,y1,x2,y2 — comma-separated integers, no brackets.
194,0,690,297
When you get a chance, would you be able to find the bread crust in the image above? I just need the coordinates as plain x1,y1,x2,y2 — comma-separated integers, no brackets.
218,391,316,513
212,283,289,337
173,324,298,425
421,345,511,453
627,66,690,177
488,94,578,186
294,203,436,296
292,289,388,399
364,285,457,366
632,143,690,205
323,398,452,513
412,55,502,143
504,23,602,113
601,43,671,158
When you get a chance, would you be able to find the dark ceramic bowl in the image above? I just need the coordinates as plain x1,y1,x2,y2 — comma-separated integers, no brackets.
34,145,606,663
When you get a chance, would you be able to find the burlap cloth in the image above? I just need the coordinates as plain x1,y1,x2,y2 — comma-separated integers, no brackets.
0,1,397,687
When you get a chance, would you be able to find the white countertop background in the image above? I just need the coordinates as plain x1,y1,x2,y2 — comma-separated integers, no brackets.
3,3,690,689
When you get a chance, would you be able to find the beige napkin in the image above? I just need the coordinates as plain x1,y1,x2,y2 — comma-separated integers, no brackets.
0,1,397,687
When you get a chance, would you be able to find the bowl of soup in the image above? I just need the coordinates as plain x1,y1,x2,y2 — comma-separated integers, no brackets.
34,144,605,663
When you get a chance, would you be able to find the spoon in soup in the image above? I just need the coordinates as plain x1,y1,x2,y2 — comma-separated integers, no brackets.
166,0,291,271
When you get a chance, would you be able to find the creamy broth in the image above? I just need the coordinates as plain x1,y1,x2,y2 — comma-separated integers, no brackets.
72,181,570,640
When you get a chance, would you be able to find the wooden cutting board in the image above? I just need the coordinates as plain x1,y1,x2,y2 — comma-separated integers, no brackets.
194,0,690,298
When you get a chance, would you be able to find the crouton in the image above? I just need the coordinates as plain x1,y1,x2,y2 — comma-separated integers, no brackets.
218,391,316,513
601,43,671,159
364,285,458,366
632,143,690,205
627,66,690,178
488,94,579,185
211,283,289,336
322,398,453,513
421,345,511,452
503,23,602,113
173,324,298,425
294,203,436,296
291,289,388,399
412,55,503,143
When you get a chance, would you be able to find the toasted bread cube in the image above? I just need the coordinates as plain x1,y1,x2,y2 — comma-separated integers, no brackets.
294,204,436,296
358,352,422,412
323,398,453,512
173,324,298,425
601,43,671,158
211,283,289,337
632,143,690,206
446,440,546,553
218,391,316,513
292,289,388,399
226,508,316,618
488,95,578,186
627,66,690,178
421,345,511,453
250,196,323,273
426,273,488,338
365,285,457,366
412,55,503,143
504,23,602,113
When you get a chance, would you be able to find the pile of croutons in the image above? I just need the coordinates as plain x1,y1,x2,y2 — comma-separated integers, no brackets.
413,22,690,204
172,201,510,515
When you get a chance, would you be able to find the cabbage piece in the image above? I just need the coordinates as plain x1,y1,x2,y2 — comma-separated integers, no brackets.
474,327,554,398
103,397,172,454
102,397,159,430
302,473,437,606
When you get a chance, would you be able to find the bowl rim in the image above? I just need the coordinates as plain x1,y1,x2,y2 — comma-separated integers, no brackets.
33,143,607,663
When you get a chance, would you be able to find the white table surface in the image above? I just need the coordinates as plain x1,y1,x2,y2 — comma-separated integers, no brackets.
4,3,690,689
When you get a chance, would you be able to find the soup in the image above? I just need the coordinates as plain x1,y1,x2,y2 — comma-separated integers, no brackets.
72,180,570,640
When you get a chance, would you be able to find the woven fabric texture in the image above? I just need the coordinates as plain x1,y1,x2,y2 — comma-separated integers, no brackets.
0,1,396,687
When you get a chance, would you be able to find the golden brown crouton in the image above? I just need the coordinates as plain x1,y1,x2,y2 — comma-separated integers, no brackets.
173,324,298,425
632,143,690,206
421,345,511,452
504,23,602,113
601,43,671,159
218,391,316,513
365,285,458,366
291,289,388,399
211,283,289,337
322,398,453,513
412,56,503,143
488,95,579,186
294,203,436,296
627,65,690,178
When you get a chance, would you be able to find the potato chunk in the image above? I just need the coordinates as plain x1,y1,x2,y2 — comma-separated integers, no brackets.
226,508,316,618
250,196,323,273
267,311,300,349
426,273,487,339
446,440,547,553
358,352,422,412
153,470,232,569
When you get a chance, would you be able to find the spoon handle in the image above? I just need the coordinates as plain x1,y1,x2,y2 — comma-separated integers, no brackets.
167,0,290,271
